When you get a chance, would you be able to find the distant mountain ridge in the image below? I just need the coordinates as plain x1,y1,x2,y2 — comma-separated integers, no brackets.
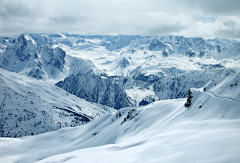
0,33,239,108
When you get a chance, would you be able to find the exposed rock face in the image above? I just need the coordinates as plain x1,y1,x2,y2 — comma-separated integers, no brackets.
118,57,130,69
185,49,196,57
148,39,168,51
139,95,160,106
162,49,168,57
56,74,136,109
0,34,66,80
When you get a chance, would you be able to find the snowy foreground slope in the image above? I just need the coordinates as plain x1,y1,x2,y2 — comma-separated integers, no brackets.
0,73,239,163
0,68,115,137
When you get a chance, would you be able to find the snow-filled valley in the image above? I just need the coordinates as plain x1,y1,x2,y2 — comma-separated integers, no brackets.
0,33,240,162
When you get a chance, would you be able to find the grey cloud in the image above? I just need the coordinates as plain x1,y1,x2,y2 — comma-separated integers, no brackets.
146,25,187,36
214,30,240,39
0,0,239,39
49,15,87,25
181,0,240,15
0,0,38,18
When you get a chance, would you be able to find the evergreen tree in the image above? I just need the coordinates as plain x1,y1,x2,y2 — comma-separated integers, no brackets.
184,90,193,107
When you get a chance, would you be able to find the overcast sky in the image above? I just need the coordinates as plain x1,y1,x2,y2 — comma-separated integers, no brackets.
0,0,240,39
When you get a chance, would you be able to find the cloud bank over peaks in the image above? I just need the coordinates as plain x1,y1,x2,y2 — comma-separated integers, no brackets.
0,0,239,39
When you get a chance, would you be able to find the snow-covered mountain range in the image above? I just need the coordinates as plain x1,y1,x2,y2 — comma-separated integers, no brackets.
1,33,239,106
0,33,239,139
0,72,239,162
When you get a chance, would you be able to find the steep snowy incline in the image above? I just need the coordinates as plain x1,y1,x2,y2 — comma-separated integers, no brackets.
0,73,239,163
152,68,234,100
0,68,116,137
204,72,240,102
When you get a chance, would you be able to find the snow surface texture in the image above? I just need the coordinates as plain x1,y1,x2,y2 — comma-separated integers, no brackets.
0,73,239,162
0,68,115,137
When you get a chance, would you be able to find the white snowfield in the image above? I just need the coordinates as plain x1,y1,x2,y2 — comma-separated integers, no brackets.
0,73,239,163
